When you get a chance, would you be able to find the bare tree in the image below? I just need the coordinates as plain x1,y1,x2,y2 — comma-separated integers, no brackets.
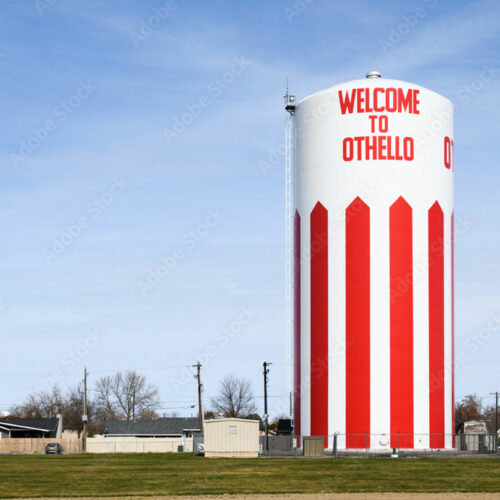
63,385,90,435
12,385,65,418
211,374,256,417
482,403,497,433
94,370,160,421
11,384,95,435
93,376,116,420
12,373,160,432
455,394,483,432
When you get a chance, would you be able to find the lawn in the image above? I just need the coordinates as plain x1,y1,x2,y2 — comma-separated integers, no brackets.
0,454,499,498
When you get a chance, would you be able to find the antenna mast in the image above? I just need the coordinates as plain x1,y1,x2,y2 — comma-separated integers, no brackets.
284,80,295,417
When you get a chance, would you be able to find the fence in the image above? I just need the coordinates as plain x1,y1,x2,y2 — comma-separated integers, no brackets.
259,433,499,456
1,434,496,456
456,433,498,453
0,438,80,454
86,436,194,454
260,435,293,453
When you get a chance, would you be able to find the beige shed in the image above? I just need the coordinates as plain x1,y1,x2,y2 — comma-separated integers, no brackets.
204,418,259,458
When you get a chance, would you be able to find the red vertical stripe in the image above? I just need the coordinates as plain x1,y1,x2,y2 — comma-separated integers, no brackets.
390,197,414,449
451,212,455,446
294,211,301,444
346,197,370,448
429,202,445,448
310,202,328,447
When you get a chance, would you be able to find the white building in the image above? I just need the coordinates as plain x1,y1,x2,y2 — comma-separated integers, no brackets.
204,418,259,458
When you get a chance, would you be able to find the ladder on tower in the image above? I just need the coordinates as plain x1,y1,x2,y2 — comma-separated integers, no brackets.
284,87,296,417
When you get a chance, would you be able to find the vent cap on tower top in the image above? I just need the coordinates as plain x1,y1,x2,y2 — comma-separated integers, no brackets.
366,71,381,79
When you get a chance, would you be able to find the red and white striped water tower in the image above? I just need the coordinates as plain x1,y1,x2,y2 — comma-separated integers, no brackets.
286,72,454,450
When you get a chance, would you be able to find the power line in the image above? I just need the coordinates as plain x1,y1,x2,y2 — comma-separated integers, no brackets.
162,405,196,410
0,364,192,378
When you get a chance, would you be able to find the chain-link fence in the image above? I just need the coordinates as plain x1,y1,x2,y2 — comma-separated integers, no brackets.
259,433,499,456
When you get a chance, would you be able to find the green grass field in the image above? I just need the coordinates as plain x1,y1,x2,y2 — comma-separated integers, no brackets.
0,454,499,498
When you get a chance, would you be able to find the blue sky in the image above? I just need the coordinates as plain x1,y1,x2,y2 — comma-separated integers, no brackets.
0,0,499,417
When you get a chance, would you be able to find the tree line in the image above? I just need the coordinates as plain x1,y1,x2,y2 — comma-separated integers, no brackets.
9,371,263,435
11,370,161,435
10,370,496,436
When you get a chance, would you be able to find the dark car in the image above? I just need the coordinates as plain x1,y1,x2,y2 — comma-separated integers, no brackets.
45,443,63,455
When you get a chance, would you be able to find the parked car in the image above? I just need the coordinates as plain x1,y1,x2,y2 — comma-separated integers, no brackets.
45,443,63,455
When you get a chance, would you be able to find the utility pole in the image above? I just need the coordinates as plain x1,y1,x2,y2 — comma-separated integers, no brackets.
490,392,499,435
132,390,135,422
263,361,271,452
193,362,203,434
82,367,88,453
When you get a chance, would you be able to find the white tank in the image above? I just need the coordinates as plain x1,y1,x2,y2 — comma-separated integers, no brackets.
292,73,454,450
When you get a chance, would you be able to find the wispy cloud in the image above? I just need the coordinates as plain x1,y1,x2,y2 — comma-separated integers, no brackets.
0,0,498,414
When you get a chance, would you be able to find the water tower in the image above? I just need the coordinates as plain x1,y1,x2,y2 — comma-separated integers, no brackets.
286,72,454,450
